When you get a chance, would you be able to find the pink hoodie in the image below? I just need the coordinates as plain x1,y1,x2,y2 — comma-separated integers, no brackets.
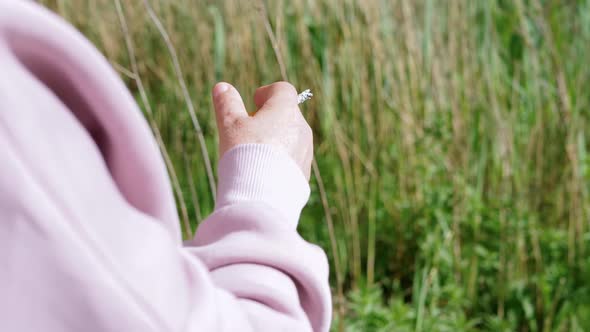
0,1,331,331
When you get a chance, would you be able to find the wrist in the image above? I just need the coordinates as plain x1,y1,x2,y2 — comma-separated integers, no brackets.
215,144,310,227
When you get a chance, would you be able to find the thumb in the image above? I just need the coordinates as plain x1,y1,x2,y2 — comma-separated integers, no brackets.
212,82,248,127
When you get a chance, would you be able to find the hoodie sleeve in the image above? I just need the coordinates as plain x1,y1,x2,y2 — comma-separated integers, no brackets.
184,144,332,332
0,1,331,331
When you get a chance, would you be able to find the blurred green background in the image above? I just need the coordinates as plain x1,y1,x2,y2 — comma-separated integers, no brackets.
41,0,590,330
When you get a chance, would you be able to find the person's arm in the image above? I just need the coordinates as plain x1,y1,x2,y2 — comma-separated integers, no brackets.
182,82,331,331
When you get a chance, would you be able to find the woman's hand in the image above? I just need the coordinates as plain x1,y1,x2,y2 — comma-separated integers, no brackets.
212,81,313,180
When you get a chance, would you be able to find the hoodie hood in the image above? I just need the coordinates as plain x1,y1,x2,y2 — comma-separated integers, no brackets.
0,0,180,240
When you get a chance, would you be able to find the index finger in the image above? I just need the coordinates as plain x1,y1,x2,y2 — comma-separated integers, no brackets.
253,81,298,111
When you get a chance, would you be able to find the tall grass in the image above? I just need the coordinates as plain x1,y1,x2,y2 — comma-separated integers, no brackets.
41,0,590,330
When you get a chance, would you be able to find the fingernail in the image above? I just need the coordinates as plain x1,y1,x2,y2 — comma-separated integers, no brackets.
213,82,230,98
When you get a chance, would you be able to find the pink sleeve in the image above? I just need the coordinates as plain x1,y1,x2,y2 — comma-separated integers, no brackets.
0,1,331,331
184,144,332,331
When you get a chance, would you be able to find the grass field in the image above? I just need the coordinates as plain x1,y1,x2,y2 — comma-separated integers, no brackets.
41,0,590,330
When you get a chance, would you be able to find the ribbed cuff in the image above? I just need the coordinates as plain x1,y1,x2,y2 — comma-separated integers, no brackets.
215,144,310,227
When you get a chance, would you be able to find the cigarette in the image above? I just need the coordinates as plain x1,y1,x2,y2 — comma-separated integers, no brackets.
297,89,313,104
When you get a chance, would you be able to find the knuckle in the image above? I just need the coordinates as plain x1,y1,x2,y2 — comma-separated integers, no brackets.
222,116,235,129
232,116,248,130
214,100,227,113
254,85,266,95
216,99,233,116
273,81,297,97
222,113,246,129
